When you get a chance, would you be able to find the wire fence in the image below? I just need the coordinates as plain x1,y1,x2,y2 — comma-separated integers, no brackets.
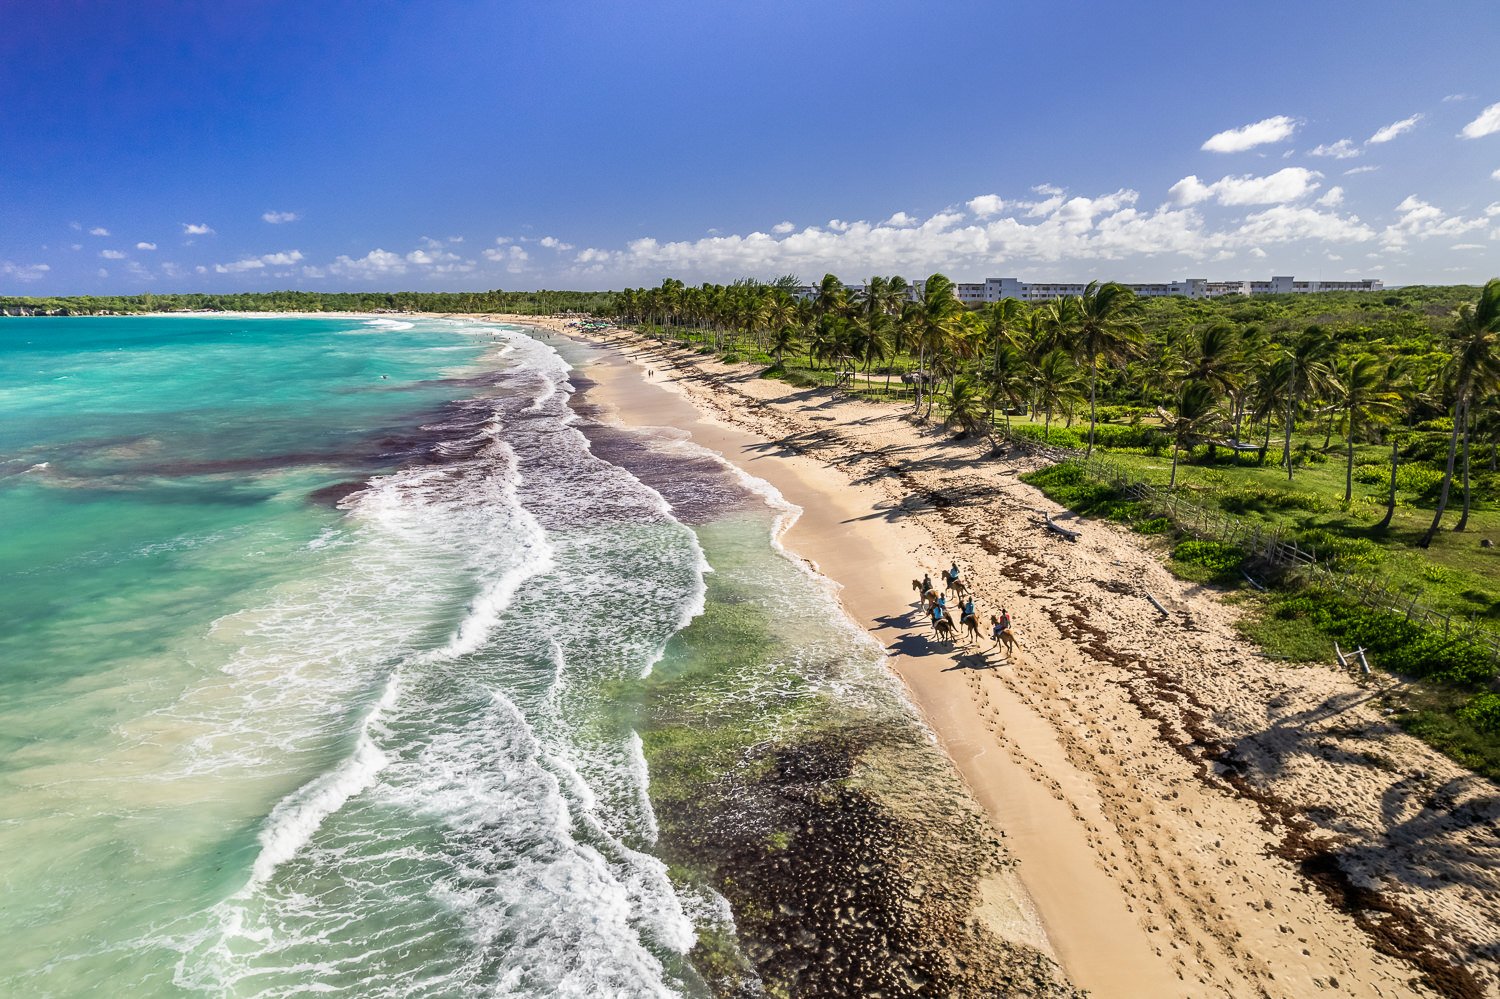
996,427,1500,665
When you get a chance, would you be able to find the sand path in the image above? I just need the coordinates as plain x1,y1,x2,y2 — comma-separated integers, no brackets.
493,316,1500,999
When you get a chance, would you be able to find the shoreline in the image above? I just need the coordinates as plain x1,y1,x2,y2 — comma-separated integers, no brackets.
529,316,1499,999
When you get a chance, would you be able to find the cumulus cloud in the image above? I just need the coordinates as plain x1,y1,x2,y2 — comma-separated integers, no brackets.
538,235,575,250
966,194,1006,217
99,249,127,259
557,184,1385,287
328,249,406,278
882,212,918,227
1168,167,1322,206
1368,113,1423,144
771,221,795,234
482,245,529,273
1492,168,1500,181
214,249,304,273
1316,186,1345,208
1,260,50,281
1249,247,1268,258
136,241,157,250
1201,115,1300,153
1381,196,1491,248
181,222,215,235
1308,139,1361,159
261,210,300,224
1460,102,1500,139
88,226,110,236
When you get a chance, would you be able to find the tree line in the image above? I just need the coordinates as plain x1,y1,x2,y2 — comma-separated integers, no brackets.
613,274,1500,548
0,289,616,316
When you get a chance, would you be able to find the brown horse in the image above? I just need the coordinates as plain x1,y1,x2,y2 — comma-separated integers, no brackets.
990,616,1020,658
961,612,980,644
933,617,956,642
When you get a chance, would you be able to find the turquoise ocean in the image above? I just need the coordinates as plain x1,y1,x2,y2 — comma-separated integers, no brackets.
0,315,910,997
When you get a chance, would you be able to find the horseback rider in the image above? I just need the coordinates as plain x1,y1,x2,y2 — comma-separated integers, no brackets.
962,596,976,622
921,572,933,594
947,561,961,585
990,614,1005,642
931,602,946,625
997,608,1011,633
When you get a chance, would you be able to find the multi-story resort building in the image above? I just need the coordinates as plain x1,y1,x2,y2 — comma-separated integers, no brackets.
795,275,1383,305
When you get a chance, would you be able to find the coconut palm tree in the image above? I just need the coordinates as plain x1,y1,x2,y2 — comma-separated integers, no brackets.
1421,278,1500,546
1332,354,1403,504
910,274,964,416
1157,380,1224,489
1031,347,1084,442
944,374,992,444
1277,326,1337,481
1373,356,1417,532
981,342,1028,430
1070,281,1144,457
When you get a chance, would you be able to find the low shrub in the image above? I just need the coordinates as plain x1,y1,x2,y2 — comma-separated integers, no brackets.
1219,487,1327,515
1297,528,1387,571
1354,463,1387,485
720,352,741,363
1011,423,1084,449
1458,693,1500,735
1170,540,1247,580
1134,516,1172,535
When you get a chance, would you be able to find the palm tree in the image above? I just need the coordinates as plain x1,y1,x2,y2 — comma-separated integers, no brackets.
1070,281,1144,457
981,342,1027,430
1421,278,1500,546
944,374,992,444
1157,380,1224,489
769,322,800,371
1332,354,1403,504
1277,326,1337,481
911,274,964,416
1373,357,1417,532
1031,347,1083,441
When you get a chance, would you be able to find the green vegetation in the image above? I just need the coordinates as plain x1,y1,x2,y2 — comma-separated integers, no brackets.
615,273,1500,782
0,289,615,315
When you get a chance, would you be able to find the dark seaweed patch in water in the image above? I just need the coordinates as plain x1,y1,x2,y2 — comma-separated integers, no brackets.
659,726,1079,999
567,376,756,526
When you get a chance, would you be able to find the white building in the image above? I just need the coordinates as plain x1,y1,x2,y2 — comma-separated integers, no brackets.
793,275,1382,305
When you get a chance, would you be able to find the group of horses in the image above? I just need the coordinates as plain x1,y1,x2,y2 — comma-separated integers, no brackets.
911,567,1020,657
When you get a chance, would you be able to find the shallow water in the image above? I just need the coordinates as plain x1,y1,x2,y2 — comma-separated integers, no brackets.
0,316,920,997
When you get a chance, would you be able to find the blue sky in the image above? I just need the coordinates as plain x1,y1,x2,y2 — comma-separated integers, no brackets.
5,0,1500,293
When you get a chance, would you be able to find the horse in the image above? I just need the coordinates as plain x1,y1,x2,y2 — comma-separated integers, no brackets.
945,576,969,598
960,612,980,644
920,588,941,612
933,616,956,642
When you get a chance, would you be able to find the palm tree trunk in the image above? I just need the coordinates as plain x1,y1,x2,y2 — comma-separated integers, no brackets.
1282,383,1296,481
1376,437,1398,531
1456,410,1473,531
1344,408,1356,504
1260,419,1272,465
1086,355,1098,457
1420,393,1467,548
1170,438,1181,488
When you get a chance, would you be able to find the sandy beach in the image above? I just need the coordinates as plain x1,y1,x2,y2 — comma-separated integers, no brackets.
484,314,1500,999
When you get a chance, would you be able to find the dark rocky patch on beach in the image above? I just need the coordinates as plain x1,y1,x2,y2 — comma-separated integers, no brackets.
656,723,1079,999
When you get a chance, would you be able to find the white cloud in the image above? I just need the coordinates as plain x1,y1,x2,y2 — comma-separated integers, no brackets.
328,249,407,278
1201,115,1301,153
99,249,127,259
88,226,110,236
1492,168,1500,181
882,212,918,227
771,221,795,235
261,210,300,224
482,245,529,273
1452,243,1485,250
1460,102,1500,139
538,235,575,250
966,194,1006,217
1249,247,1267,258
1382,196,1490,248
214,249,304,273
1168,167,1322,206
1316,186,1345,208
1344,165,1380,175
1368,113,1423,144
136,241,157,250
1444,94,1473,102
181,222,215,235
447,235,464,244
1308,139,1361,159
0,260,50,282
1234,204,1375,244
69,243,82,251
